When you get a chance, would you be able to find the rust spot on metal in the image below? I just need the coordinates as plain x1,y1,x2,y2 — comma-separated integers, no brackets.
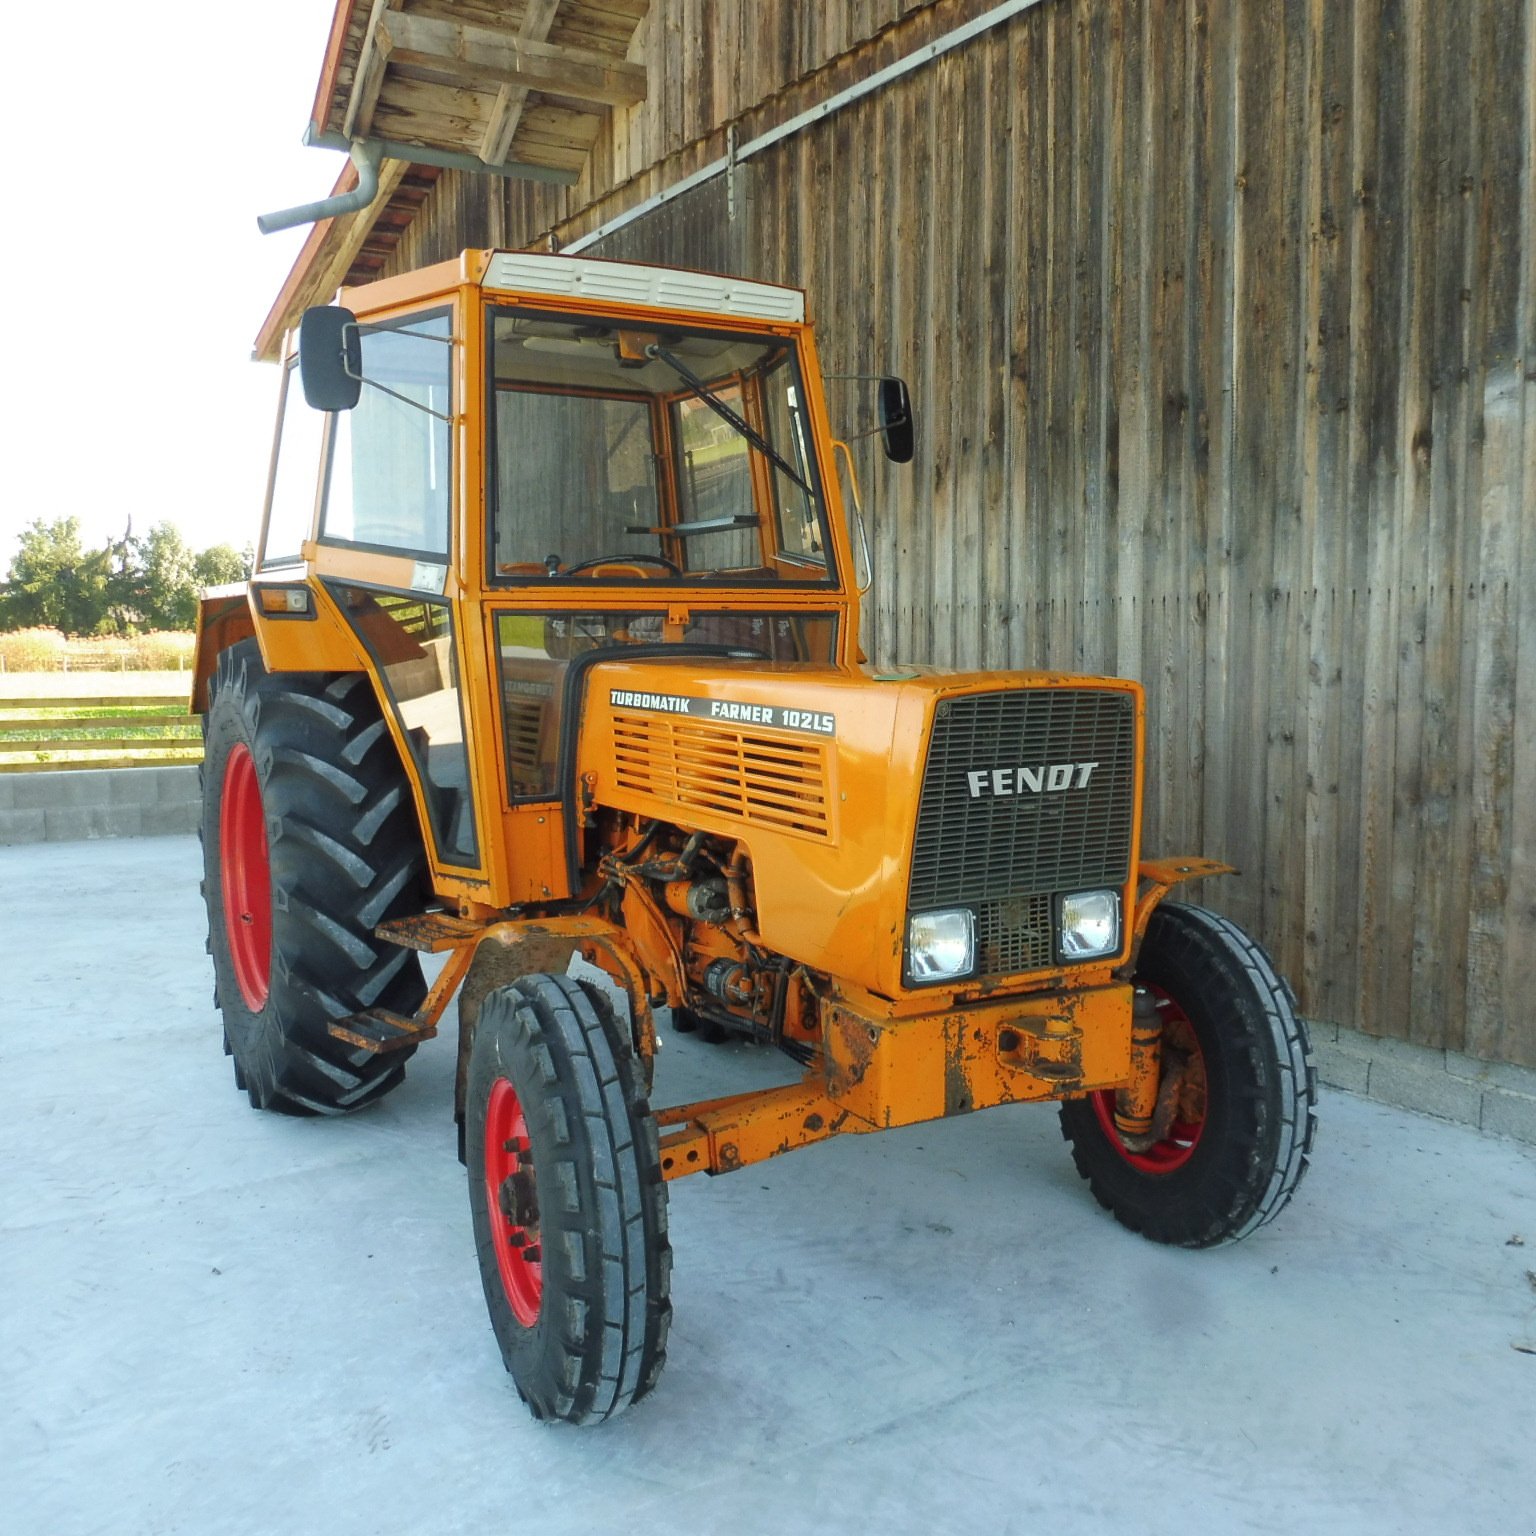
718,1142,742,1171
826,1008,877,1094
943,1020,972,1116
804,1112,824,1131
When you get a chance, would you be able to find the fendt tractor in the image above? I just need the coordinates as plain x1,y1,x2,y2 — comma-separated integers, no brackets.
196,249,1316,1424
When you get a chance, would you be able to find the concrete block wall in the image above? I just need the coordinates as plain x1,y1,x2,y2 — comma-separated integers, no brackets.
1311,1021,1536,1145
1,764,1532,1146
0,767,200,845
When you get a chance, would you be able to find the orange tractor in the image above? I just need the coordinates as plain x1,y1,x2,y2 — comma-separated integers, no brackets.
196,250,1316,1424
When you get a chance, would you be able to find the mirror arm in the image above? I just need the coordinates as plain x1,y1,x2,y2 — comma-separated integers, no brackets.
834,417,910,445
832,440,874,595
354,376,453,425
338,323,453,424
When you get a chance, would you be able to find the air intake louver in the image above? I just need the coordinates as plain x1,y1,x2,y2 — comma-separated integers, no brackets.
611,713,832,841
909,690,1137,978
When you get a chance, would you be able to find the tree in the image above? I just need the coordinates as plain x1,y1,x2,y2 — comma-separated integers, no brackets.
134,522,200,630
1,519,256,635
193,543,253,588
0,517,114,634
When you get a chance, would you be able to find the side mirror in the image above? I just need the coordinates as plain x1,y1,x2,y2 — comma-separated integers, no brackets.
299,306,362,411
878,376,915,463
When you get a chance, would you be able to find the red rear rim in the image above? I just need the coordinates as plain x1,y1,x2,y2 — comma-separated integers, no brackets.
484,1077,543,1327
1091,991,1208,1174
219,743,272,1012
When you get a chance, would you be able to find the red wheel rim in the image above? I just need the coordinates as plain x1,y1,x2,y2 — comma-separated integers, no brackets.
219,743,272,1012
1091,991,1208,1174
484,1077,543,1327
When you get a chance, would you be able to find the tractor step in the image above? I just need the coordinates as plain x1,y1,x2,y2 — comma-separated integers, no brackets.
375,911,487,953
329,1008,438,1054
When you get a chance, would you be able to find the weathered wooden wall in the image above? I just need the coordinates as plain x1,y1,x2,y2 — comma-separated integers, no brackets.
393,0,1536,1067
379,0,941,277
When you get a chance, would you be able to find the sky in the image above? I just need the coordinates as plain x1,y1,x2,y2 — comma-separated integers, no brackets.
1,0,347,567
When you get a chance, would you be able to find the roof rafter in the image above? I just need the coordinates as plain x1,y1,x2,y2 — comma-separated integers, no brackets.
479,0,562,165
341,0,403,140
374,11,647,110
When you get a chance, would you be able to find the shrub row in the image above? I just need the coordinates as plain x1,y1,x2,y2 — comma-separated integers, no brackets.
0,628,195,673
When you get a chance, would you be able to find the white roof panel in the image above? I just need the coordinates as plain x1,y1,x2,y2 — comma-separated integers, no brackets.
482,253,805,323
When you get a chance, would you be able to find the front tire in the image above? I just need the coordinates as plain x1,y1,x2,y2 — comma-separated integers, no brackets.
466,974,672,1424
200,640,428,1115
1059,902,1317,1247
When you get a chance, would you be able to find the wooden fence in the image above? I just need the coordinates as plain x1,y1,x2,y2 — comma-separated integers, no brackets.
0,694,201,773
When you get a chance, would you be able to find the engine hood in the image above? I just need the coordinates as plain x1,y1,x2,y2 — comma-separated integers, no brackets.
576,657,1144,1000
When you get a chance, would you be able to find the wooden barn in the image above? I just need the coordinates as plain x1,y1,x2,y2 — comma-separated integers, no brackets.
258,0,1536,1084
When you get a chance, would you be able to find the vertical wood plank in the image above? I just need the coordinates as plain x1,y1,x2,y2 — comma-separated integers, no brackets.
1301,0,1356,1022
1352,0,1409,1041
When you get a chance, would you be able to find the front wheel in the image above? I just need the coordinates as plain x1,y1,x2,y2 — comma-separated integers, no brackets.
466,974,671,1424
1059,903,1317,1247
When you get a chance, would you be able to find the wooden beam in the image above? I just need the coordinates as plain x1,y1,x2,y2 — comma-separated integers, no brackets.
342,0,401,141
375,11,647,109
479,0,561,166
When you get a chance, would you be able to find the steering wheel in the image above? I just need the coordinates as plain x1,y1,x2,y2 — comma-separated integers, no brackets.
562,553,682,577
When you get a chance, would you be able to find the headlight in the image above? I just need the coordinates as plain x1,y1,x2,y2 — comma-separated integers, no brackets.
907,909,975,982
1059,889,1121,960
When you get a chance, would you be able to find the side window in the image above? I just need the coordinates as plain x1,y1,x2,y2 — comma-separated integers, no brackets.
764,367,823,564
323,311,452,556
260,358,325,569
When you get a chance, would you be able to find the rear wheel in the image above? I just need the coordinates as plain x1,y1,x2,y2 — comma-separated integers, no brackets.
1059,902,1317,1247
467,974,671,1424
200,640,427,1114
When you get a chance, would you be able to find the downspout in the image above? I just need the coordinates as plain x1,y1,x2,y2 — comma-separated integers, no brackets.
256,140,383,235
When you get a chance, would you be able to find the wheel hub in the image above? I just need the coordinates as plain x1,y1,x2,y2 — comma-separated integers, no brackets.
219,742,272,1012
484,1077,543,1326
1092,992,1208,1173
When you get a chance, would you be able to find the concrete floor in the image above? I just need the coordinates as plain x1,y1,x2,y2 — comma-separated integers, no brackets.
3,836,1534,1536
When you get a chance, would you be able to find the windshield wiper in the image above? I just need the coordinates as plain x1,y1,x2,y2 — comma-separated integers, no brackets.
645,345,813,495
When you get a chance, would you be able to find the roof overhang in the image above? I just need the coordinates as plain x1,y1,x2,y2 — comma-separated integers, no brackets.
256,0,652,361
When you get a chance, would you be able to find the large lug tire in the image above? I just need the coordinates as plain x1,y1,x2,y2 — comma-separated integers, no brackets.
466,974,672,1424
1059,902,1317,1248
200,639,428,1115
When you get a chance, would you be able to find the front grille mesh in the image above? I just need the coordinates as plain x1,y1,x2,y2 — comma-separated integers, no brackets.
976,895,1055,974
909,689,1137,977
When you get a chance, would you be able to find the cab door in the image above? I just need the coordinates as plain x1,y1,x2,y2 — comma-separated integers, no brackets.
308,304,487,893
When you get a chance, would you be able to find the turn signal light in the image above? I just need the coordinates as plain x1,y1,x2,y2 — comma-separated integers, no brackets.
257,585,314,617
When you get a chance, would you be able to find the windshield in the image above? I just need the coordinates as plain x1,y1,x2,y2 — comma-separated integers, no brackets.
487,309,835,585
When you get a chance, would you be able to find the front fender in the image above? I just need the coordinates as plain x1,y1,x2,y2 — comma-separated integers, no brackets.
1120,856,1238,974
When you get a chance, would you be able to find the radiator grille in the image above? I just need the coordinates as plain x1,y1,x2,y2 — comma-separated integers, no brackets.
909,690,1137,977
611,712,831,840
